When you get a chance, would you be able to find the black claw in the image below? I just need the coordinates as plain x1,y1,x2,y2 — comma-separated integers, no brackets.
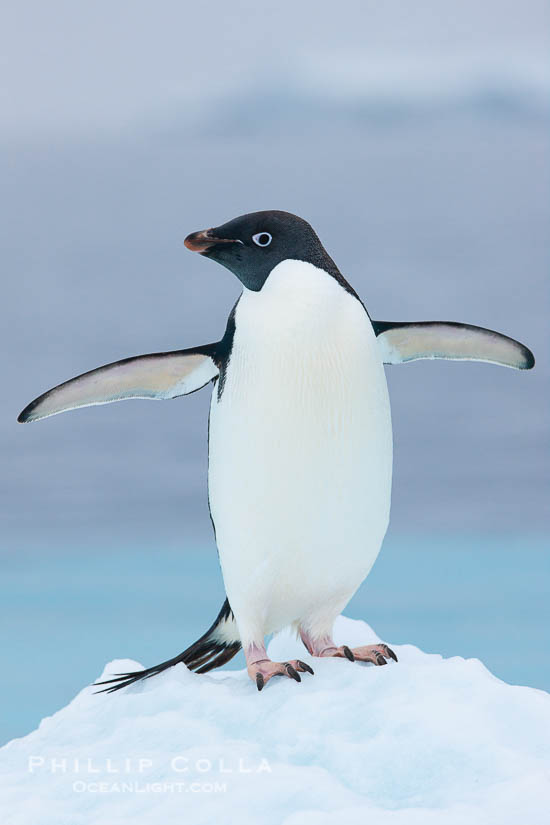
256,673,264,692
386,647,398,662
285,663,301,682
376,655,387,666
342,645,355,662
297,660,314,675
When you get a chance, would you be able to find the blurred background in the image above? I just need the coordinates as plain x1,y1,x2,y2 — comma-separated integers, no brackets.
1,0,548,744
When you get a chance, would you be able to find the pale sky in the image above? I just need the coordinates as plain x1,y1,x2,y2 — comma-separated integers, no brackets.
2,0,549,138
2,0,548,541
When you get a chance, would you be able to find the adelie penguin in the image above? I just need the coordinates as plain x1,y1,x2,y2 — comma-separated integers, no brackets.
18,210,535,692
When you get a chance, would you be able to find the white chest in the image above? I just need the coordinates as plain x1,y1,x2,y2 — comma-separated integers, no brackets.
207,261,393,635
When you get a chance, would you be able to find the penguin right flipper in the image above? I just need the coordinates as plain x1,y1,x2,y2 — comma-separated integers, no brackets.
17,345,220,423
372,321,535,370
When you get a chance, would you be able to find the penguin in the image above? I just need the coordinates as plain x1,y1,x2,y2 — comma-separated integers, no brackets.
18,210,535,692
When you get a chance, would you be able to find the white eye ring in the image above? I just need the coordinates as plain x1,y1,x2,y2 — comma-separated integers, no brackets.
252,232,272,247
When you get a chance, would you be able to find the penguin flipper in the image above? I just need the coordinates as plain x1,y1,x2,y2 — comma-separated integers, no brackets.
372,321,534,370
17,345,219,423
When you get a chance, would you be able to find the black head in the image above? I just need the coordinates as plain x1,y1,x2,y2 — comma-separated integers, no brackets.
184,210,346,292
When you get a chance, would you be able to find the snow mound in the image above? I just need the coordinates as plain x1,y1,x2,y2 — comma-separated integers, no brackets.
2,616,549,825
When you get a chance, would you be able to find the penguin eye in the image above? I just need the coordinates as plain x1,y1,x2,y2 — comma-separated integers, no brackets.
252,232,272,247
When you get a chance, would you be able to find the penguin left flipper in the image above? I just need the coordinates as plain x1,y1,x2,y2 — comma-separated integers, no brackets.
372,321,535,370
17,345,219,423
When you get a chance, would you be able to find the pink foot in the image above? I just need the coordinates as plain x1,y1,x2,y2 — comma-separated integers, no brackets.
348,642,397,665
337,643,398,666
301,631,397,666
248,659,314,691
245,642,314,691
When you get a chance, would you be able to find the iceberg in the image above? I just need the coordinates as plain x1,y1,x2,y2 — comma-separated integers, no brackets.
2,616,549,824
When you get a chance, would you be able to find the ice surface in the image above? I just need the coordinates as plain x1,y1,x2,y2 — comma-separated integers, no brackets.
2,616,549,824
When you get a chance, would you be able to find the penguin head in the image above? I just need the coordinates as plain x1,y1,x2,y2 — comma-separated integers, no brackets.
184,210,340,291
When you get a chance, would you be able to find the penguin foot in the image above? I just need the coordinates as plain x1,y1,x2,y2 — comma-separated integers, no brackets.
247,659,314,691
300,630,397,666
320,643,397,666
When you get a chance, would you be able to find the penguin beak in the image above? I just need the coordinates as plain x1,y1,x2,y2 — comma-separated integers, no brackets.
184,229,240,254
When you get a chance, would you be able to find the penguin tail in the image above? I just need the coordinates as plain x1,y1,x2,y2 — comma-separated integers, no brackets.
94,599,241,694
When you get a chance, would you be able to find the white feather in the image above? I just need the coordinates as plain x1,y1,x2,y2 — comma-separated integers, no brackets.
208,260,393,648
